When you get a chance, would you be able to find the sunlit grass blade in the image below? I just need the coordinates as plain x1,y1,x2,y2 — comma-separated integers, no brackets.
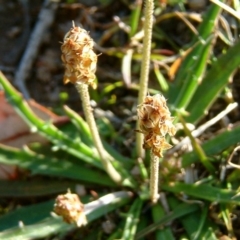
220,203,234,236
0,144,116,186
162,182,240,204
129,0,142,37
151,203,175,240
178,113,216,175
186,39,240,123
0,191,133,239
182,125,240,167
168,3,221,106
173,38,213,109
0,200,55,231
121,198,143,240
63,105,93,147
154,62,169,92
136,203,199,239
0,71,102,168
64,104,132,167
0,217,72,240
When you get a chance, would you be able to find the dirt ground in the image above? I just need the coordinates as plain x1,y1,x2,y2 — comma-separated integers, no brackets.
0,0,130,111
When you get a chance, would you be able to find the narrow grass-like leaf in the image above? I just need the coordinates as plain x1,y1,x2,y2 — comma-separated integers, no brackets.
167,196,202,239
173,37,214,110
64,105,132,167
162,182,240,204
0,72,102,169
63,105,93,147
154,63,169,92
182,125,240,167
121,198,143,240
136,203,199,239
186,39,240,123
178,113,216,175
0,200,55,231
0,180,77,198
151,203,175,240
0,217,72,240
86,191,134,222
168,3,221,106
0,144,116,186
0,191,133,239
168,196,217,239
129,0,142,37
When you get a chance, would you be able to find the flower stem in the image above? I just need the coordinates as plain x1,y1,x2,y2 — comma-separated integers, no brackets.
136,0,154,158
75,83,123,184
150,151,160,203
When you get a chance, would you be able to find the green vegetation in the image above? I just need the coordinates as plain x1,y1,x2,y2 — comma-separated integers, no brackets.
0,0,240,239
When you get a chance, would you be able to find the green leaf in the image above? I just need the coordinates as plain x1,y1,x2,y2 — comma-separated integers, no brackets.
151,203,175,240
0,180,76,198
0,144,116,187
121,198,143,240
0,72,102,169
0,191,133,239
162,182,240,204
168,3,221,106
0,200,54,231
186,39,240,123
182,125,240,167
136,203,199,239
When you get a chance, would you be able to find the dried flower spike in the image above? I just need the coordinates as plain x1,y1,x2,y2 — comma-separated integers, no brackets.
53,191,87,227
137,94,176,157
61,22,97,88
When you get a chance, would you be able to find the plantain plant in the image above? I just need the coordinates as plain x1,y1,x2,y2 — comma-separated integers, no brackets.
1,0,240,239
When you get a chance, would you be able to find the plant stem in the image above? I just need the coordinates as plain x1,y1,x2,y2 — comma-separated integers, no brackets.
150,151,159,203
75,83,123,184
136,0,154,158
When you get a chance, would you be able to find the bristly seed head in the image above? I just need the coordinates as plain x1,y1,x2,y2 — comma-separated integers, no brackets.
61,23,97,88
53,191,87,227
137,94,176,157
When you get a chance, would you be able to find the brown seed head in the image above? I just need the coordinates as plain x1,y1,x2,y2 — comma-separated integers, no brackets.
61,23,97,88
137,94,176,156
53,191,87,227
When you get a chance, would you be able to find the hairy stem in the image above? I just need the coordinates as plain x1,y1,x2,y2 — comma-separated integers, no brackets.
75,83,123,184
150,151,159,203
136,0,154,158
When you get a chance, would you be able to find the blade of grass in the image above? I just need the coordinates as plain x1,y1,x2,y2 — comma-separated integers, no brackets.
129,0,142,37
220,203,234,236
121,198,143,240
0,217,72,240
186,39,240,123
168,3,221,106
153,62,169,92
168,196,217,240
182,125,240,167
172,36,214,110
0,144,116,187
136,203,199,239
0,191,133,239
0,200,55,231
178,113,216,175
63,105,93,147
162,182,240,204
0,179,76,198
151,203,175,240
0,71,102,169
64,105,132,168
